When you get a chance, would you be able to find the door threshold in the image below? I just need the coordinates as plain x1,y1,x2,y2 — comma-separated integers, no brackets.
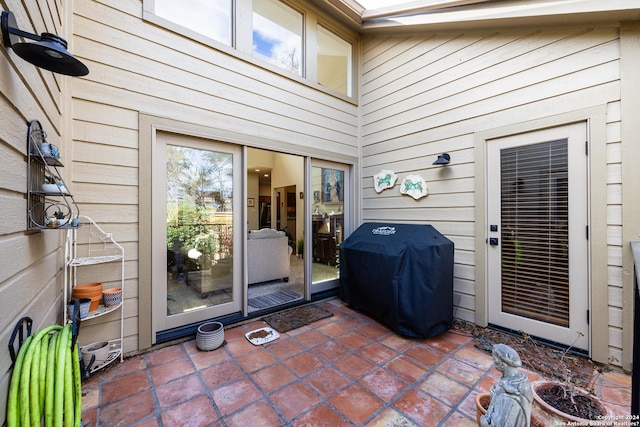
156,289,339,344
488,323,588,357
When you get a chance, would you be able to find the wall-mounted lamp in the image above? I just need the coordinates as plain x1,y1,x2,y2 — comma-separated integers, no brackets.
433,153,450,165
1,11,88,76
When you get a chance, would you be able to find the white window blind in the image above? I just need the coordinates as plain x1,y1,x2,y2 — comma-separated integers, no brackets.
500,139,569,327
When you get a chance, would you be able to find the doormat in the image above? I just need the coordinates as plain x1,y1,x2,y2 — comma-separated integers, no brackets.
263,304,333,333
248,290,301,309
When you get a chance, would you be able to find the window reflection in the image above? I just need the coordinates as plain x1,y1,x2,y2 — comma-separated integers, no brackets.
312,167,343,284
252,0,303,75
155,0,232,46
166,145,234,315
317,26,352,96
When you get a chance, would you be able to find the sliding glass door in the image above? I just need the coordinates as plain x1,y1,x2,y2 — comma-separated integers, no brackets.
310,161,349,294
153,132,242,335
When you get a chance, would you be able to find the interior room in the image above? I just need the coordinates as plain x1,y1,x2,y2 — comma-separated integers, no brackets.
165,148,343,315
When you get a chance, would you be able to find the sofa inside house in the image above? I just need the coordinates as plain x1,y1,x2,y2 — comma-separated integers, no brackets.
247,228,292,285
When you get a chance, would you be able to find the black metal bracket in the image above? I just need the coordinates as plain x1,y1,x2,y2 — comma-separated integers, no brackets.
81,354,96,381
69,299,81,349
67,299,94,379
8,317,33,366
8,307,88,377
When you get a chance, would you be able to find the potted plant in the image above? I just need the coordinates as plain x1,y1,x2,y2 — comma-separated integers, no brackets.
45,206,69,227
530,380,613,426
529,333,615,426
297,239,304,258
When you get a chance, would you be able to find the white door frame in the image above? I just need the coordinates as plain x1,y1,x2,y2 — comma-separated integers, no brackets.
473,108,610,363
309,159,352,295
151,132,243,338
485,122,590,351
139,114,362,350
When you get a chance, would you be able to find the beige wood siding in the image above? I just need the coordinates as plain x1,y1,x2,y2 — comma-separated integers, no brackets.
70,1,358,352
0,1,71,421
360,26,623,364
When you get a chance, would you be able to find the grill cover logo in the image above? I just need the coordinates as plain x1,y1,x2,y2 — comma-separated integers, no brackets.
372,226,396,235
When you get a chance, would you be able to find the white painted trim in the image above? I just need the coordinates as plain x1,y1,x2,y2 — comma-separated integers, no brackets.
620,21,640,371
474,105,608,361
360,0,640,32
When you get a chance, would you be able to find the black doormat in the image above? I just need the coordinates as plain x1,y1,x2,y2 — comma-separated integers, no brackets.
264,304,334,333
248,290,301,309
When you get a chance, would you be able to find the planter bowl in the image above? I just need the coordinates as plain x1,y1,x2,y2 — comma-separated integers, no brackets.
42,183,59,193
81,341,110,368
41,183,68,194
531,380,614,427
196,321,224,351
67,298,91,319
102,287,123,307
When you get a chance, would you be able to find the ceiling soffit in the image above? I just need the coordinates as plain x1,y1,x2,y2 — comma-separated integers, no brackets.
311,0,640,33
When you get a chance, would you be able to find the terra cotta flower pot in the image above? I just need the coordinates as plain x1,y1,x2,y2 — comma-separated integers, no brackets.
530,380,614,427
475,392,490,426
72,282,103,311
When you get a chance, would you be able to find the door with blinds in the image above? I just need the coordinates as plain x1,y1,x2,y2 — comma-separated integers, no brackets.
486,123,589,351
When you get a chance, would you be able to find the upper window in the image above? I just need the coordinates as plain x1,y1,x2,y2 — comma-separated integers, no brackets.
252,0,303,76
147,0,356,99
317,26,352,96
154,0,233,46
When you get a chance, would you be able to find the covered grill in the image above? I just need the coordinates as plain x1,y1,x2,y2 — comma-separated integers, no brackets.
340,223,454,338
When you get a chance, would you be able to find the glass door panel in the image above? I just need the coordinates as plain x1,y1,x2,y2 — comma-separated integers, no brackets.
153,133,241,335
311,164,347,293
166,145,234,314
247,149,305,312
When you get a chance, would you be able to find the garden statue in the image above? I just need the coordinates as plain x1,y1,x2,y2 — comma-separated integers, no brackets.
481,343,533,427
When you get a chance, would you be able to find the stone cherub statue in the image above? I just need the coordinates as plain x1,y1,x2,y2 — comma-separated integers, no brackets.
481,343,533,427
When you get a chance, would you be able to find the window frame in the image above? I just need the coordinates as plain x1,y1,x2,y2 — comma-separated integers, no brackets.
316,23,354,97
251,0,305,77
142,0,358,102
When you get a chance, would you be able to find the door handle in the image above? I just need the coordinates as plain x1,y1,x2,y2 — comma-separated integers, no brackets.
489,238,499,246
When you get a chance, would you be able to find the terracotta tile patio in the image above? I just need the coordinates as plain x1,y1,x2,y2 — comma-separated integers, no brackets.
81,298,632,426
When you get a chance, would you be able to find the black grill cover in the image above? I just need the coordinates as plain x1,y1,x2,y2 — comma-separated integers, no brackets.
340,223,454,338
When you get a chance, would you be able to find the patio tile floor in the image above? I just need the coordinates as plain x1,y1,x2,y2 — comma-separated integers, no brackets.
81,298,632,426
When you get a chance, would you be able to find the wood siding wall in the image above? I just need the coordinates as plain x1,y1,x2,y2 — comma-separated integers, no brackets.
0,1,70,421
70,0,358,353
359,26,624,363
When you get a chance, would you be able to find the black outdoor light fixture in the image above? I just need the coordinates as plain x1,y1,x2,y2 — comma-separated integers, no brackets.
1,10,88,76
433,153,451,165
